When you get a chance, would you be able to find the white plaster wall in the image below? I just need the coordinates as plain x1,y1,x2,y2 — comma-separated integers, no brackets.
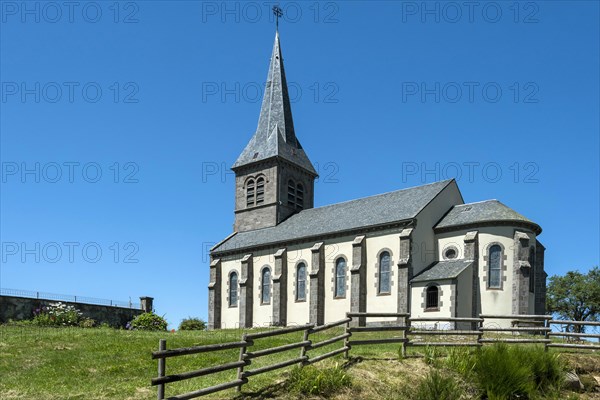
220,256,242,329
435,226,538,328
365,229,401,324
252,249,276,327
437,234,466,260
285,243,312,325
323,235,353,323
412,181,463,277
410,280,453,328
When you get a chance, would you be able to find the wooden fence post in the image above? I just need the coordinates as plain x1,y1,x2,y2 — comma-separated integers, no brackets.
402,316,410,358
344,313,351,359
477,316,484,346
300,327,311,366
544,318,550,352
236,333,248,393
157,339,166,400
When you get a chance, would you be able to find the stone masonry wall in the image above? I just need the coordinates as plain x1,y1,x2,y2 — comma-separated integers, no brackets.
0,295,149,328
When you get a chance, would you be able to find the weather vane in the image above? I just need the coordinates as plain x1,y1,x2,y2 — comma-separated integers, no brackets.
273,5,283,31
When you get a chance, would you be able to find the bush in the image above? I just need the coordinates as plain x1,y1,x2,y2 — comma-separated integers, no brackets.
287,364,351,396
526,347,565,393
444,346,476,376
442,344,566,399
423,345,440,366
178,317,206,331
414,370,462,400
32,302,83,327
129,312,168,331
79,317,96,328
473,344,535,399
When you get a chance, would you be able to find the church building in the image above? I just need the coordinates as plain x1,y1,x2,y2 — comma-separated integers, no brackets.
208,32,546,329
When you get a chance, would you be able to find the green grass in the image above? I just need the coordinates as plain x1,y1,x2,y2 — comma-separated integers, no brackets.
413,370,462,400
0,324,356,399
287,363,351,396
1,324,599,400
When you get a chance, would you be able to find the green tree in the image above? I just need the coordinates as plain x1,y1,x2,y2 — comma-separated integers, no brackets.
546,266,600,333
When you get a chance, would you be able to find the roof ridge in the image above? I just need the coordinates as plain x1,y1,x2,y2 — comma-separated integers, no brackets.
454,199,500,207
298,179,454,214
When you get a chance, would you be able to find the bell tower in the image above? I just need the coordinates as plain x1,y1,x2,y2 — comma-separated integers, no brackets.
231,31,317,233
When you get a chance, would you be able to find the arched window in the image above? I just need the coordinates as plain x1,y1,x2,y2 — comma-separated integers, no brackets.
256,177,265,205
261,267,271,304
378,251,391,294
229,272,238,307
246,179,255,207
287,180,296,207
296,183,304,210
426,286,439,309
529,247,536,293
335,258,346,298
488,245,502,288
296,263,306,301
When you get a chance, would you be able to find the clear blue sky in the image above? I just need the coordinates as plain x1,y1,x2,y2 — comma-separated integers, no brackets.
1,1,598,328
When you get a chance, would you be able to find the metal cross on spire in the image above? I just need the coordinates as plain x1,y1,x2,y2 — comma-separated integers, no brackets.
273,5,283,31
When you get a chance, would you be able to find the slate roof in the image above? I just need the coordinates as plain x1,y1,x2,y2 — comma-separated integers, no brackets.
212,180,454,254
411,259,473,283
232,32,316,175
434,200,541,234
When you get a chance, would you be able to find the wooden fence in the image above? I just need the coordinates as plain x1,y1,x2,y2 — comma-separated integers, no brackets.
151,318,350,400
548,320,600,350
151,313,600,399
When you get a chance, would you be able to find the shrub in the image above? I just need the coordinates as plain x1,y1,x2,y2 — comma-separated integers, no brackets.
413,370,462,400
178,317,206,331
423,345,440,366
445,346,476,376
287,364,351,396
129,312,168,331
79,317,96,328
473,344,535,399
525,347,565,393
32,302,83,327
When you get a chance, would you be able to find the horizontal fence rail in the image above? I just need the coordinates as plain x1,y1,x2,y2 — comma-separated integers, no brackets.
0,287,137,309
152,313,600,399
407,316,483,349
547,320,600,350
345,312,410,357
479,314,552,348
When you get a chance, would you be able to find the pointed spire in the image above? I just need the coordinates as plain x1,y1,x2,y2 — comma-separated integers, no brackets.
232,33,316,175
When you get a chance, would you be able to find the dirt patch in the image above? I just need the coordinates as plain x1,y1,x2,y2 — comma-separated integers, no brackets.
562,353,600,374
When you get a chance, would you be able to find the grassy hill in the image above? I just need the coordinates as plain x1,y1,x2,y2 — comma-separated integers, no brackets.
1,325,600,399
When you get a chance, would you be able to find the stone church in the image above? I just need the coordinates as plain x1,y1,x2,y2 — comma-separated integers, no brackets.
208,32,546,329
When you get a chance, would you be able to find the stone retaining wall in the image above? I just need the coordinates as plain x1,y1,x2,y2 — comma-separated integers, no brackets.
0,295,153,328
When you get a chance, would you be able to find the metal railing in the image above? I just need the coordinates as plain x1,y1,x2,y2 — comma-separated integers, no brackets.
0,288,138,309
